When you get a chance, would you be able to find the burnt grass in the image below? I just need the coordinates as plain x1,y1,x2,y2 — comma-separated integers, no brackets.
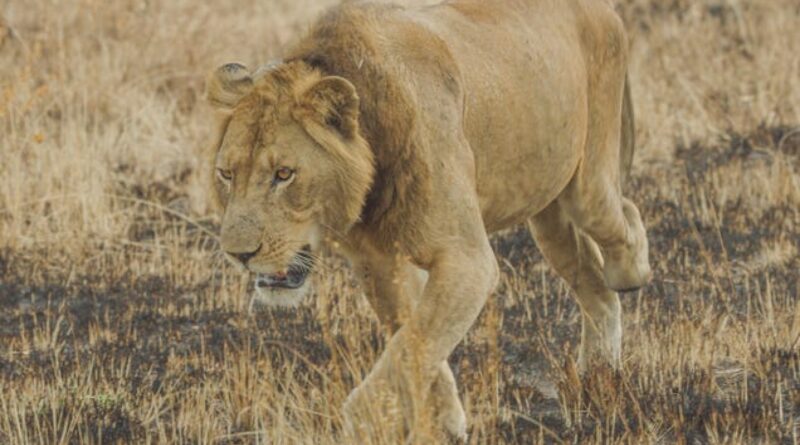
1,126,799,443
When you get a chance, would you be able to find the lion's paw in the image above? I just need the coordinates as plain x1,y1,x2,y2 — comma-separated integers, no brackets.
342,379,406,441
440,405,467,442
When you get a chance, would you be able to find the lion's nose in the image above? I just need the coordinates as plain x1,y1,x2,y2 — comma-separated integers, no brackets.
227,245,261,265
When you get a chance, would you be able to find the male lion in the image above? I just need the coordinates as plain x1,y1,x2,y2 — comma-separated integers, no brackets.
205,0,650,440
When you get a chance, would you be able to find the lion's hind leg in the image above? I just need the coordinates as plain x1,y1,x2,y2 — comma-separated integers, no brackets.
528,201,622,370
561,18,650,292
558,88,650,291
559,174,650,292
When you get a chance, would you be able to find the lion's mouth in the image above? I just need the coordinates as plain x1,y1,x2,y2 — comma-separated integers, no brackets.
255,245,313,290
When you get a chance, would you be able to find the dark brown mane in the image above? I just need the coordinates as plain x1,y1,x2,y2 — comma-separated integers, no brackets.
286,3,433,248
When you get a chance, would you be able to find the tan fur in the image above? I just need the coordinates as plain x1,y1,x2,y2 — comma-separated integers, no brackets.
205,0,651,440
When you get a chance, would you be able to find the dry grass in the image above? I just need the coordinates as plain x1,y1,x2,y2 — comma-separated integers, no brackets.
1,0,798,443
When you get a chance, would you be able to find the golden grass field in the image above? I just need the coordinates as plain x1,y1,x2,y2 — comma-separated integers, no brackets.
1,0,799,443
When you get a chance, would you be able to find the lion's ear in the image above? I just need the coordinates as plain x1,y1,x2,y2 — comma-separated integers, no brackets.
205,63,254,110
298,76,360,139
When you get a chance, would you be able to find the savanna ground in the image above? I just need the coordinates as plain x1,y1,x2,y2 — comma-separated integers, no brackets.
1,0,799,443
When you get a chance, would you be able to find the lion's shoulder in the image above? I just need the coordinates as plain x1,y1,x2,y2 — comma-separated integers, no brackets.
286,3,467,246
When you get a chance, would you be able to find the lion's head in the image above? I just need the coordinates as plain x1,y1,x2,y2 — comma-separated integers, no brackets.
205,62,374,306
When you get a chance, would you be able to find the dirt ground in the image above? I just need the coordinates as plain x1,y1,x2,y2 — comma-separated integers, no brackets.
1,0,798,444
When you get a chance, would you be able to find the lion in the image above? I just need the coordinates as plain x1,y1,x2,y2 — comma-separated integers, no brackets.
204,0,650,440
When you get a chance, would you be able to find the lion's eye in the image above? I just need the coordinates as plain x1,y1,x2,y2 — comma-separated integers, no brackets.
217,168,233,183
274,167,294,182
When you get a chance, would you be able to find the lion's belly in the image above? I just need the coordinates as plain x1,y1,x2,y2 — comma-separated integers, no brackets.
471,109,585,233
470,73,587,232
474,137,583,233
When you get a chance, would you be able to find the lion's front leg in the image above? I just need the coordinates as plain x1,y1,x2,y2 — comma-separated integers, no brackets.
350,249,468,440
343,244,499,442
